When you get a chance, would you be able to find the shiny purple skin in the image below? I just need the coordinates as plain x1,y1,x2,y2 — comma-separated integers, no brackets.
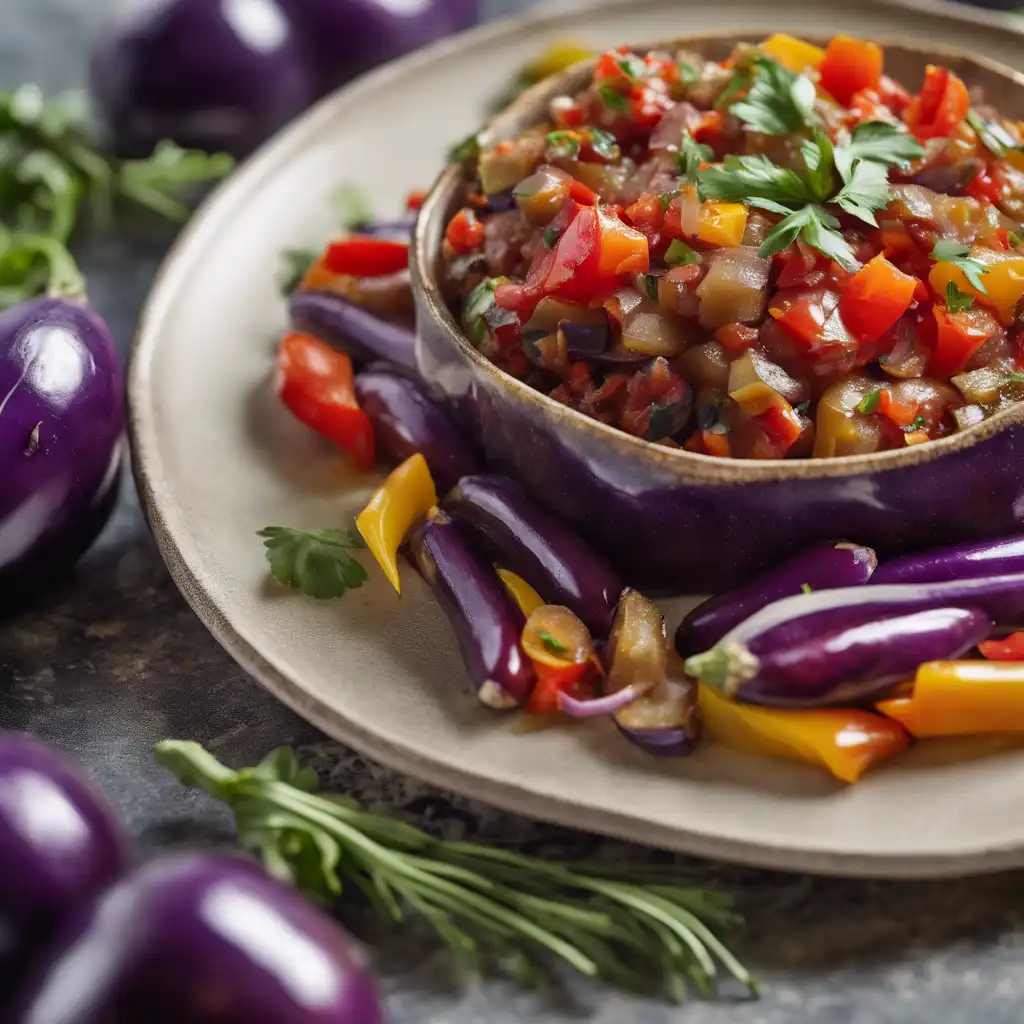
289,291,418,377
91,0,316,157
354,214,417,241
725,606,991,707
560,321,609,358
1,299,124,585
674,542,878,657
354,370,481,492
872,534,1024,585
406,511,534,708
614,723,699,756
0,732,128,1000
442,475,623,636
8,853,384,1024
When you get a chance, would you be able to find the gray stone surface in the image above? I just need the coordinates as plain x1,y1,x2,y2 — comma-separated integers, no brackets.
2,1,1023,1020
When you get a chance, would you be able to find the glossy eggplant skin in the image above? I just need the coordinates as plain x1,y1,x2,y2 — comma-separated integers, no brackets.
289,291,418,376
442,475,623,636
872,534,1024,585
674,542,878,657
719,606,991,706
613,682,702,756
354,370,480,492
406,511,534,709
8,853,384,1024
1,299,124,587
0,732,128,1002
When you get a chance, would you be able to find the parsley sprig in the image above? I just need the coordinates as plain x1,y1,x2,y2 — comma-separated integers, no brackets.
675,131,714,182
932,240,989,293
258,525,368,599
944,280,975,314
158,741,755,998
729,57,817,136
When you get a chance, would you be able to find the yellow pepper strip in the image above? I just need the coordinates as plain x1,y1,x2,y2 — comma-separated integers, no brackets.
928,250,1024,326
877,660,1024,737
355,453,437,594
759,34,825,73
497,568,545,617
697,203,748,248
698,685,909,784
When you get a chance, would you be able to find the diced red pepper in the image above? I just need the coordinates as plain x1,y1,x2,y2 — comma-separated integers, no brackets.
715,323,760,355
594,50,625,81
323,236,409,277
840,254,918,343
966,166,1004,205
877,388,919,428
930,304,1001,377
701,430,732,458
819,35,883,107
979,632,1024,661
629,81,674,130
878,74,912,113
542,204,602,303
905,65,970,140
568,177,600,205
445,208,486,253
275,333,374,470
405,189,427,212
847,88,889,125
760,402,803,449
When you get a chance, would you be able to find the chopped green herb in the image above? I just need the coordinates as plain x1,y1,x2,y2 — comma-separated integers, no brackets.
945,280,976,314
447,132,481,163
800,130,836,203
857,390,882,414
698,153,811,208
678,62,698,86
715,65,753,110
587,127,619,161
257,526,368,600
278,247,318,295
729,56,817,135
463,277,499,345
642,273,661,301
907,415,927,430
537,630,569,655
758,203,859,271
542,225,561,248
617,56,646,79
794,400,811,413
545,129,582,160
665,239,700,266
832,121,925,179
675,131,714,183
659,189,680,211
932,240,989,293
332,183,374,231
966,108,1023,160
800,583,812,595
598,84,630,112
1008,372,1024,383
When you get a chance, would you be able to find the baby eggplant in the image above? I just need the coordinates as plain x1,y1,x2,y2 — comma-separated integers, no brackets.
406,510,535,709
675,541,878,657
442,475,622,636
873,534,1024,585
354,369,481,492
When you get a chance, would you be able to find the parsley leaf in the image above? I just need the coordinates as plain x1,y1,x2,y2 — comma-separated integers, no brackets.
675,131,713,182
832,121,924,180
945,280,976,314
729,57,817,135
758,204,857,270
832,158,890,226
542,226,560,248
463,277,500,345
698,153,810,207
908,415,927,429
278,248,318,296
679,62,698,86
598,84,629,112
857,390,882,414
447,132,480,163
641,273,661,300
617,56,646,79
800,130,836,203
258,526,368,599
587,127,619,161
538,630,569,655
966,109,1022,160
932,240,989,293
665,239,700,265
546,130,582,160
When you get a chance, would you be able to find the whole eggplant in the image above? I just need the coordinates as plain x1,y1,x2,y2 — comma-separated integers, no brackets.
442,475,623,636
675,541,878,657
289,291,418,376
0,732,128,1001
93,0,479,157
1,298,124,588
872,534,1024,585
7,853,383,1023
688,606,991,706
406,510,535,709
354,369,480,492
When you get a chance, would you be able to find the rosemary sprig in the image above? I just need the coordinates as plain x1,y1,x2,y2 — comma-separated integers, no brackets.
157,741,756,1000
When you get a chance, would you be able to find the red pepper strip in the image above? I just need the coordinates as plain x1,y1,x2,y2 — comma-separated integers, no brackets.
275,332,375,470
930,305,999,377
323,236,409,278
905,65,969,140
839,254,917,343
979,631,1024,661
818,35,883,107
569,178,600,205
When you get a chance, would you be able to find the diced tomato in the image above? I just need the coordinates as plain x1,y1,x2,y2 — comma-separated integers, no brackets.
966,166,1004,205
405,189,427,212
760,402,803,448
847,88,889,125
275,333,374,470
444,208,485,253
645,54,679,85
629,81,674,130
568,177,600,205
877,388,919,427
543,204,602,302
769,291,834,348
930,304,1001,376
776,244,829,289
596,206,650,279
693,110,725,144
905,65,970,140
819,36,883,107
323,236,409,277
623,194,665,242
715,323,760,355
979,632,1024,661
594,50,625,81
840,254,918,343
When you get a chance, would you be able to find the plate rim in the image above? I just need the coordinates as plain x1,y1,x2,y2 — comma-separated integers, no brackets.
129,0,1024,879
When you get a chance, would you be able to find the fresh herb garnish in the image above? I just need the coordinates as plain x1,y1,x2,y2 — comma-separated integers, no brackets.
856,390,882,414
665,239,700,266
278,248,318,295
158,741,755,997
1008,372,1024,383
257,526,368,600
588,127,620,161
907,415,927,429
729,56,817,135
698,153,811,208
642,273,661,300
932,240,989,293
598,84,630,112
542,225,561,248
659,190,680,211
617,56,647,79
757,203,858,270
463,277,500,344
545,129,582,160
832,121,925,179
966,109,1023,160
538,630,569,654
945,280,976,314
679,62,698,86
447,132,481,163
675,131,714,182
332,183,375,231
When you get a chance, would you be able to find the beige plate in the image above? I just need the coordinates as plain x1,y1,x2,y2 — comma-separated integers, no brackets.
131,0,1024,878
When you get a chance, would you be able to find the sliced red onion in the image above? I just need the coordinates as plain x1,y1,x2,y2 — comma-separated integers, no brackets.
557,681,654,718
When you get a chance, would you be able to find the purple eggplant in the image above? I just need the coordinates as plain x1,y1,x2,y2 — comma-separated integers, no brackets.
560,321,609,358
675,541,879,657
7,853,383,1023
0,732,128,1001
406,510,535,709
353,213,417,241
872,534,1024,585
289,290,418,375
1,298,124,587
688,605,991,706
442,475,623,636
614,680,701,756
354,369,480,492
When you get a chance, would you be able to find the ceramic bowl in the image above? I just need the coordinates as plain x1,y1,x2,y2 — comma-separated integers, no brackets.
413,34,1024,592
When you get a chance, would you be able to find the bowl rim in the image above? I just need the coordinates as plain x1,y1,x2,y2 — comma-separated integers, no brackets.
412,30,1024,484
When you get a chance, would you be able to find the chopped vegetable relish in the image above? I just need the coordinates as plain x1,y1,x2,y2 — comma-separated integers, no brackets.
442,34,1024,459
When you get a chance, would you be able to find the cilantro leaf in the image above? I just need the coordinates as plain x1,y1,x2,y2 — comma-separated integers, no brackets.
945,280,976,314
675,131,713,182
856,390,882,414
698,153,810,207
258,526,369,599
832,158,890,226
462,277,500,345
665,239,700,265
833,121,924,180
932,240,989,293
617,56,646,79
729,57,817,135
966,109,1022,160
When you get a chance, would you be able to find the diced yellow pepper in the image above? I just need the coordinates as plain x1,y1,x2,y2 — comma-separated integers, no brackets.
497,568,545,617
355,453,437,594
928,248,1024,326
522,42,594,83
697,203,748,248
759,34,825,73
698,685,909,784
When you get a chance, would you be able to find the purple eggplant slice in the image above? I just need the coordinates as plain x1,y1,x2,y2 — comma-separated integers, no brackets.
872,534,1024,585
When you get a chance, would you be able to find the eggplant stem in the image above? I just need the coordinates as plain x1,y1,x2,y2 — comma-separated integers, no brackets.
683,642,758,697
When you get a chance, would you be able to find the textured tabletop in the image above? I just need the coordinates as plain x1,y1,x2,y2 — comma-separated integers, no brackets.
1,1,1022,1020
